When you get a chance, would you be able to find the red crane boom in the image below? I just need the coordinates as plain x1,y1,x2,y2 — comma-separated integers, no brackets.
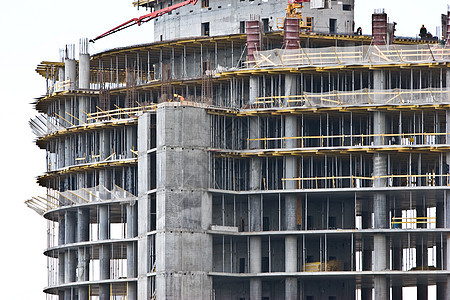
90,0,198,42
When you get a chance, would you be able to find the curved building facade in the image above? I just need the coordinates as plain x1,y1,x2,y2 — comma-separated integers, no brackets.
27,2,450,300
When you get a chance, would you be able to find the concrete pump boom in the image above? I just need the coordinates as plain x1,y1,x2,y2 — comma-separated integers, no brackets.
90,0,198,42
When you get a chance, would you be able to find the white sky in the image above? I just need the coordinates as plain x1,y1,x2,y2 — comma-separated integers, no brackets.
0,0,448,299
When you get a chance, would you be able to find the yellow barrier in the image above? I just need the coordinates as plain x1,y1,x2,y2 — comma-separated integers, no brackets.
305,260,343,272
391,216,436,228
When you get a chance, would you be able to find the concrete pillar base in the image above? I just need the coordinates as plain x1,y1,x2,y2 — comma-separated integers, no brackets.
374,276,388,300
250,278,262,300
285,277,298,300
99,284,110,300
128,282,137,300
99,245,111,281
64,289,72,300
58,291,65,300
78,286,88,300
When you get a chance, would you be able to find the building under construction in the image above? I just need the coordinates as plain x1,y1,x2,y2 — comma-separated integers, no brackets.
27,0,450,299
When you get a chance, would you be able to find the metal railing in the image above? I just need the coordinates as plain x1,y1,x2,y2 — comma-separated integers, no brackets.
25,184,137,215
247,132,449,149
282,174,449,190
252,88,450,108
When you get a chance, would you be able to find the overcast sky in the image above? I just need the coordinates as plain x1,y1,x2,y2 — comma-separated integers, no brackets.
0,0,448,299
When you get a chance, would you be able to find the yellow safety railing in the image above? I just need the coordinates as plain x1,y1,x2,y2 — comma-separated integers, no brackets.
391,216,436,228
247,132,449,149
49,79,75,93
38,104,157,136
86,104,157,122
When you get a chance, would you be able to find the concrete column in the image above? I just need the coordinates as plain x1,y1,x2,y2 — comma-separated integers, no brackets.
78,287,88,300
65,58,76,90
99,205,110,240
374,231,389,300
77,208,89,299
284,73,298,299
99,205,110,299
250,237,262,300
285,236,298,299
445,190,450,300
58,67,65,86
127,204,138,300
126,127,136,159
65,211,76,283
99,285,110,300
59,252,65,286
99,131,110,163
416,204,428,299
444,99,450,299
138,113,151,299
64,289,72,300
59,214,65,246
372,71,389,299
58,291,65,300
64,136,71,170
249,76,258,105
284,74,296,107
361,205,372,300
127,204,137,276
78,56,90,89
128,284,137,300
248,85,262,298
77,208,89,242
78,39,90,123
437,197,447,299
65,250,76,284
391,208,403,300
249,195,262,299
58,214,66,288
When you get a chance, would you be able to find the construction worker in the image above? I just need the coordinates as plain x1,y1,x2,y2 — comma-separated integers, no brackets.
419,24,427,40
173,94,185,102
355,27,362,35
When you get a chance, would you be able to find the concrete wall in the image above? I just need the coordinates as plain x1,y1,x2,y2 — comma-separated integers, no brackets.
155,103,213,299
154,0,355,41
